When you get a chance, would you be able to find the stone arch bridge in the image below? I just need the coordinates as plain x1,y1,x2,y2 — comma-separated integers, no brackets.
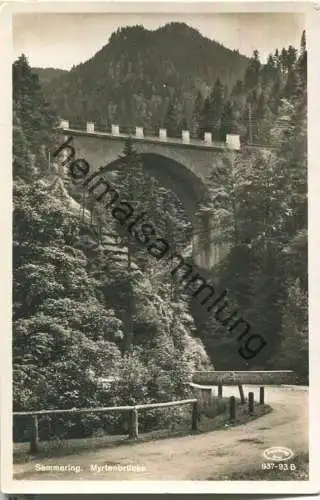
57,120,242,269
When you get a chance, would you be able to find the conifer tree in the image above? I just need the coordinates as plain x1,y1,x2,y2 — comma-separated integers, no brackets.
198,96,213,138
244,50,261,92
13,54,58,174
164,100,180,138
210,78,225,139
191,91,204,139
220,100,237,140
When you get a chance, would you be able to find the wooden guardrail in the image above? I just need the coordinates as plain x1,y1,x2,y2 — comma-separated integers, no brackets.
190,381,246,404
189,382,214,406
192,370,295,386
190,371,295,408
13,398,198,454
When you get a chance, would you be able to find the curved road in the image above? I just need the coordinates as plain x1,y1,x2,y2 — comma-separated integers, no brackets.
14,385,308,481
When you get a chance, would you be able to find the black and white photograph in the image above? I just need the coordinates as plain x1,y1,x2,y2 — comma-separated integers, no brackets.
1,1,318,494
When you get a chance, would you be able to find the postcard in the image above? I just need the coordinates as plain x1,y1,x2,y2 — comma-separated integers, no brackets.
1,0,319,495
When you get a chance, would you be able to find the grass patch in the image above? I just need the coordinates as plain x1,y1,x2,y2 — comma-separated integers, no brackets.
199,398,271,433
213,453,309,480
13,398,271,465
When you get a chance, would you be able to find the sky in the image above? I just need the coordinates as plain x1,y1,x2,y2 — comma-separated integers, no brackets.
13,13,305,70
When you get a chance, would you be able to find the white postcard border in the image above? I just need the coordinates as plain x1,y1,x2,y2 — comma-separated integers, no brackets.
1,0,319,494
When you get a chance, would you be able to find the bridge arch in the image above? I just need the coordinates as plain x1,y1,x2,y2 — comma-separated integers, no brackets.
99,152,207,222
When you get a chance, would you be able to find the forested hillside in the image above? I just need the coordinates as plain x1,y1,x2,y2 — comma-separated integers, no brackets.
13,24,308,444
189,30,307,375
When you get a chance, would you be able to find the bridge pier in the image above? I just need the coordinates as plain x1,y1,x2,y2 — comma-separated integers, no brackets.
192,209,226,269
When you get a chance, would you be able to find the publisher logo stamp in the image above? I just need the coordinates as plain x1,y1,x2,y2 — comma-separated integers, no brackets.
263,447,294,462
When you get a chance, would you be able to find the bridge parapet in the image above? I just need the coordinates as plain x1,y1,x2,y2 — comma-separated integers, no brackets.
58,119,240,151
182,130,190,144
60,119,69,129
159,128,167,140
204,132,212,144
111,124,120,136
136,126,144,139
86,122,95,133
226,134,241,151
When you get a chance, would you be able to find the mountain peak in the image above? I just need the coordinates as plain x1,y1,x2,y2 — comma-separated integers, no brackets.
39,22,249,132
155,22,202,37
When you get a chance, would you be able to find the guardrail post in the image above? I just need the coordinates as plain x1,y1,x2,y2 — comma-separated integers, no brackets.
209,387,214,406
259,386,265,405
229,396,236,421
218,384,223,398
192,401,199,430
248,391,254,414
30,415,39,453
129,408,138,439
238,384,245,404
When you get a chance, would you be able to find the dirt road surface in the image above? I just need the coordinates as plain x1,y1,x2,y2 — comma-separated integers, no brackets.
13,385,308,481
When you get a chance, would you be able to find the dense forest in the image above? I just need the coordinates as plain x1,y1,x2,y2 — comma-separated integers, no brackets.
32,67,68,86
13,23,307,439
